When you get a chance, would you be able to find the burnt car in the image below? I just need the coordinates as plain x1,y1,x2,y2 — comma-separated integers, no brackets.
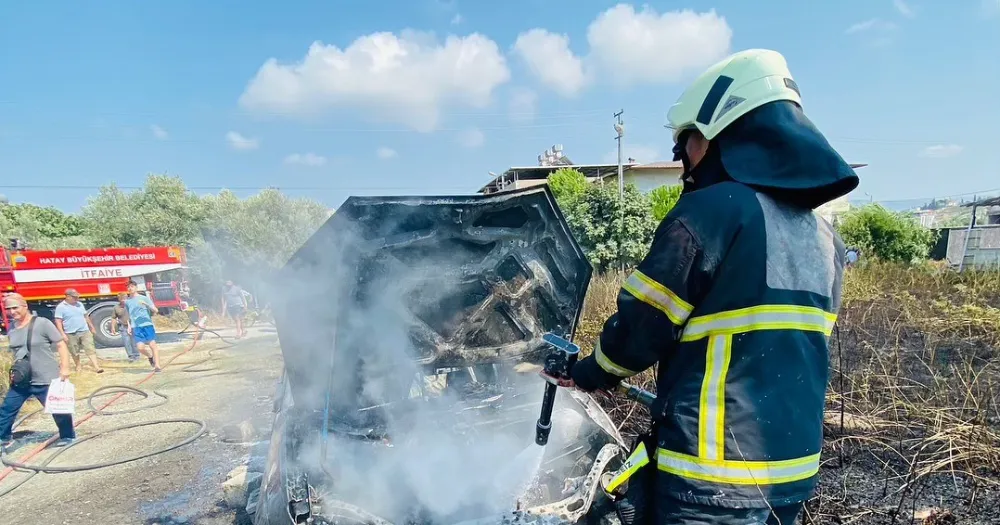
255,187,628,525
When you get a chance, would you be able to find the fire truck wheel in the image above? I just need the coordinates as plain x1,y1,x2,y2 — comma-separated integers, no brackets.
89,305,120,348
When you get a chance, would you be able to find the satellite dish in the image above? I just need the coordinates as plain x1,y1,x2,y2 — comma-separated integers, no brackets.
614,123,625,136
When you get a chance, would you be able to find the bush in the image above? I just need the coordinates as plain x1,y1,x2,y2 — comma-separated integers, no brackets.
548,168,590,210
837,204,936,263
649,184,683,222
566,183,658,272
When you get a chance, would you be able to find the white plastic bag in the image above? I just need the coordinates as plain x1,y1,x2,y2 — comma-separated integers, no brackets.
44,379,76,415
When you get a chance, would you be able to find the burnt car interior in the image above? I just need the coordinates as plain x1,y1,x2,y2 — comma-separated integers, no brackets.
261,188,627,525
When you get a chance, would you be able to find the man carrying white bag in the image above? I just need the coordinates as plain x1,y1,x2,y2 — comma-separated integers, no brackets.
44,379,76,416
1,293,76,451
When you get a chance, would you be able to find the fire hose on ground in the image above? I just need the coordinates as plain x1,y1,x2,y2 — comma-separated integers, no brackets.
0,321,248,498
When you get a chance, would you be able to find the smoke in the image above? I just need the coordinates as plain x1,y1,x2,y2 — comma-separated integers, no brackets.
268,205,594,524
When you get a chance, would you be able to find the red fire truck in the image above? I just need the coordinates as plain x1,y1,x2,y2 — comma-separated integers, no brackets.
0,244,189,347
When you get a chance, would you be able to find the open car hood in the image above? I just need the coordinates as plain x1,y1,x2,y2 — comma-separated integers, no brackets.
273,187,592,409
258,188,625,525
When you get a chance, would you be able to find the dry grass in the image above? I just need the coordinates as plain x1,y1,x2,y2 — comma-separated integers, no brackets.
579,262,1000,524
0,350,11,397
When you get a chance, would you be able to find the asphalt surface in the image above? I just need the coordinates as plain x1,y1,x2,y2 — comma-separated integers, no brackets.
0,326,282,525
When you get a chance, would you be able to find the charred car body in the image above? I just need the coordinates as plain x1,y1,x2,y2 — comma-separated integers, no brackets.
257,187,627,525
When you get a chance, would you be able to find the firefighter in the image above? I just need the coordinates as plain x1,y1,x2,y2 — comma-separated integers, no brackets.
567,49,859,524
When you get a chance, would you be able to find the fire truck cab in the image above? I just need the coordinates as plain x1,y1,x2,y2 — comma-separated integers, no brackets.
0,242,189,348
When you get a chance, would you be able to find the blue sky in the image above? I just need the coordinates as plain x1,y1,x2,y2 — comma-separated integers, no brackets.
1,0,998,212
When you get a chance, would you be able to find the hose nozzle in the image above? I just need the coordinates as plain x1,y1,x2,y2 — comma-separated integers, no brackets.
534,333,580,447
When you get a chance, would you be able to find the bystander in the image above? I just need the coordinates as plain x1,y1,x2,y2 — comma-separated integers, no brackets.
112,292,140,361
221,280,249,339
125,280,162,372
0,293,75,450
54,288,103,374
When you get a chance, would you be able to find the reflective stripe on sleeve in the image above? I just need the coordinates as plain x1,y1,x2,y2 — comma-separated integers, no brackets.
657,448,820,486
594,340,638,378
681,305,836,342
605,441,649,494
622,270,694,325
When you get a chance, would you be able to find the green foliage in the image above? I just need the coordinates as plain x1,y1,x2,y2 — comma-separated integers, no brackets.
3,174,330,306
548,168,590,213
0,203,90,249
192,189,331,300
838,204,936,263
563,183,658,271
649,184,683,221
82,175,209,247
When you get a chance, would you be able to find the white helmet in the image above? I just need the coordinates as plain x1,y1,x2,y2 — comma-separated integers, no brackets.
666,49,802,143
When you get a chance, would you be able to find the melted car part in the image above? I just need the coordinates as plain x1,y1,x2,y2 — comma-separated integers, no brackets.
273,187,592,412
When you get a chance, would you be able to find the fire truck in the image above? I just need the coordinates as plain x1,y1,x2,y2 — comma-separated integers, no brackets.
0,243,189,347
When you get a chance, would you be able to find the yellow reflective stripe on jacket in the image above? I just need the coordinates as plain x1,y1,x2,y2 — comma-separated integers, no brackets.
657,449,821,486
605,441,649,493
698,335,732,460
622,270,693,325
680,305,836,342
594,340,638,377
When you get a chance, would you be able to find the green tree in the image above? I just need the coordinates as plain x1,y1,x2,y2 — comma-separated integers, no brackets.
194,189,330,299
567,183,658,271
547,168,589,214
837,204,936,263
82,174,209,247
0,202,91,249
78,175,330,305
649,184,683,222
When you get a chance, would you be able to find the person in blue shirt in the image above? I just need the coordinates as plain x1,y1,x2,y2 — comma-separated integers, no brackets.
54,288,103,374
125,280,162,372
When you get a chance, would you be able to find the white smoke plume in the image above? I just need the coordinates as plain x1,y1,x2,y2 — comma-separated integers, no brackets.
266,208,599,524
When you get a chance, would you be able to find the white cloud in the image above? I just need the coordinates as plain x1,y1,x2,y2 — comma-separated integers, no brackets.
893,0,915,18
451,13,463,25
920,144,963,158
508,88,538,122
513,5,731,95
150,124,168,140
226,131,260,151
239,31,511,132
845,18,897,34
457,128,485,148
284,152,327,166
603,144,662,164
377,146,398,159
585,5,732,87
512,29,587,97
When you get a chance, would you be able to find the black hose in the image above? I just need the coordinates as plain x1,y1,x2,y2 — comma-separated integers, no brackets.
87,385,168,415
1,418,206,474
0,326,250,497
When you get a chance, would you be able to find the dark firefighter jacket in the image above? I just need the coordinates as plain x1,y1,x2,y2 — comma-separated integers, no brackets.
572,100,858,510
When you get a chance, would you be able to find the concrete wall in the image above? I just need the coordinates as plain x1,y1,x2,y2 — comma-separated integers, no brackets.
816,195,851,224
945,225,1000,267
624,168,683,193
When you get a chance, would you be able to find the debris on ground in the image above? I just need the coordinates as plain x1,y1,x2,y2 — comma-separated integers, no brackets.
222,465,262,509
220,421,257,444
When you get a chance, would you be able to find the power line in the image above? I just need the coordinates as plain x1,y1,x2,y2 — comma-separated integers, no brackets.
867,187,1000,204
0,184,479,192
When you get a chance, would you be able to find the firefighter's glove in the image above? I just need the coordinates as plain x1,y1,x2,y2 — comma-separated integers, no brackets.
538,369,576,389
569,356,611,393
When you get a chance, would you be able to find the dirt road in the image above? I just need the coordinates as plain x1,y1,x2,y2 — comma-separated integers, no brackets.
0,327,282,525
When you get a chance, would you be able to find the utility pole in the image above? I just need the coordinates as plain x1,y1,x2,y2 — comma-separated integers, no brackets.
614,110,625,200
614,110,625,272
